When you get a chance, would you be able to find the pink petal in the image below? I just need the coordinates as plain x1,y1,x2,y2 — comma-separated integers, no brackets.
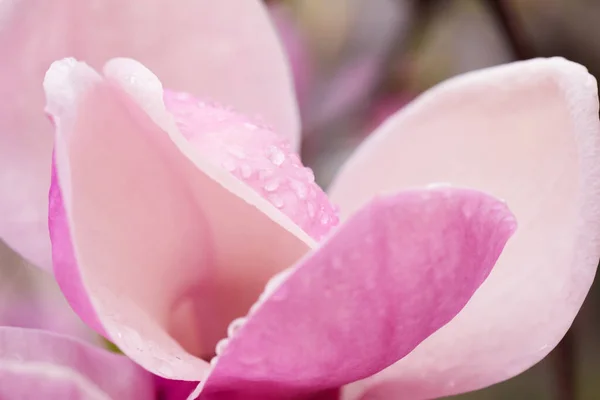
302,0,408,131
154,376,198,400
328,58,600,399
0,327,154,399
45,58,313,382
190,187,515,400
0,0,297,271
162,90,338,242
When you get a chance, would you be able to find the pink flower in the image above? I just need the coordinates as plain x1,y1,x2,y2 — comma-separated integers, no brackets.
1,1,599,400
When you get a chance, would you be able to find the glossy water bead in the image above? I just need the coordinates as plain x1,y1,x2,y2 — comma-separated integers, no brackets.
164,90,339,241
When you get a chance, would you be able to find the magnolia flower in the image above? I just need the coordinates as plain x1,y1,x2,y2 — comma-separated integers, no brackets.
1,1,599,400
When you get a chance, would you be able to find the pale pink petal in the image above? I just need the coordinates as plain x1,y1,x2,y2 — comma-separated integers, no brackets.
45,58,315,382
328,58,600,399
162,90,338,242
0,0,297,271
189,187,515,400
0,327,154,400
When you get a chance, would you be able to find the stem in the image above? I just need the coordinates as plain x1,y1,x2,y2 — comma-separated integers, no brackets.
483,0,533,60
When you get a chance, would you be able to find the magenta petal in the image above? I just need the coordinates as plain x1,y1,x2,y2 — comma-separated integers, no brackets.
193,187,516,399
0,327,154,399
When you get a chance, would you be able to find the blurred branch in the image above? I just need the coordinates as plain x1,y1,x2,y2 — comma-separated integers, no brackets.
483,0,534,60
374,0,447,95
554,328,577,400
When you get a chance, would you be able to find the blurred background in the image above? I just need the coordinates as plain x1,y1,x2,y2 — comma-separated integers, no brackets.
2,0,600,398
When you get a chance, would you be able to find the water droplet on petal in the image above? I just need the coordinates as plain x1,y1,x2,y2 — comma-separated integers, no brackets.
290,180,307,199
163,89,340,241
227,145,246,159
240,164,252,179
258,169,273,180
227,318,246,337
264,180,280,192
304,167,315,182
244,122,258,131
175,92,191,101
267,145,285,166
222,159,236,172
265,268,294,294
307,202,316,218
215,338,229,356
269,194,284,208
249,302,261,315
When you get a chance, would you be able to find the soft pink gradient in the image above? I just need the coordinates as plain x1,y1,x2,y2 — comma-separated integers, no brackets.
44,57,520,400
0,327,154,399
2,1,594,399
332,58,600,399
0,0,298,272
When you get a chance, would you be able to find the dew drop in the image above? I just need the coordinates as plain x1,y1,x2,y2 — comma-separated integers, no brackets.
240,164,252,179
258,169,273,180
249,302,261,315
227,145,246,159
307,202,316,218
175,92,191,101
290,180,307,199
304,167,315,182
264,180,280,192
265,268,293,294
221,159,236,172
427,182,451,189
269,194,284,208
320,213,330,225
227,318,246,337
244,122,258,131
267,145,285,166
215,338,229,356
